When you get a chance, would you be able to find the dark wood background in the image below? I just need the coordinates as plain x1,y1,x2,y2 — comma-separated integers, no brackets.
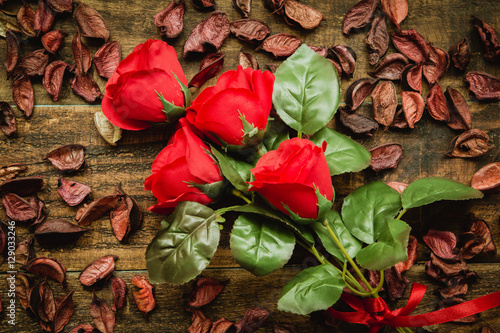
0,0,499,332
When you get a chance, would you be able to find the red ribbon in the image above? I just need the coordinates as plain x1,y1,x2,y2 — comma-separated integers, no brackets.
328,283,500,332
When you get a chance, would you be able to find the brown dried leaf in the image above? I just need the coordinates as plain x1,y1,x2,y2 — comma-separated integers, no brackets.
444,87,471,130
308,45,328,57
384,267,410,301
230,19,270,44
426,83,450,122
111,183,142,242
30,280,56,324
471,162,500,192
449,37,470,71
34,0,56,35
345,78,379,111
401,90,425,128
0,176,44,197
0,163,27,183
188,308,212,333
72,32,92,74
481,327,498,333
17,4,36,37
283,0,325,30
265,63,279,73
183,11,230,57
43,144,86,172
459,232,485,260
239,50,258,70
192,0,216,10
79,255,118,287
394,235,418,275
273,323,298,333
2,193,37,223
46,0,73,13
71,73,103,103
464,214,496,255
0,101,16,136
401,63,423,93
381,0,408,29
473,16,500,62
154,0,185,38
189,52,225,88
438,282,468,299
391,30,430,63
233,0,251,18
465,71,500,101
43,60,69,102
90,294,115,333
339,107,378,136
94,41,121,79
15,273,31,310
257,33,301,57
369,143,403,172
4,29,20,74
75,3,109,41
132,275,156,316
188,277,227,308
76,194,121,226
369,53,409,81
41,30,66,54
18,49,49,77
423,44,449,85
14,237,35,265
66,324,96,333
329,45,357,78
423,229,458,260
57,178,91,206
366,14,389,65
53,290,75,333
430,252,469,276
34,219,88,248
110,276,127,311
12,74,34,118
371,80,398,128
342,0,378,35
28,195,46,232
23,257,66,286
235,307,269,332
94,111,122,146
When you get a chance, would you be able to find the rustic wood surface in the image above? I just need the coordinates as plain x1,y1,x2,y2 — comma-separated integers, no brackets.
0,0,499,332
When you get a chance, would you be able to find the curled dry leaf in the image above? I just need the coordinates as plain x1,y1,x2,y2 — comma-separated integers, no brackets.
465,71,500,101
424,229,457,260
57,177,91,206
426,83,450,122
22,257,66,286
385,181,408,193
43,60,70,102
446,129,492,159
192,0,216,10
371,80,398,128
15,237,35,265
339,107,379,136
273,323,298,333
110,183,142,242
71,73,103,103
43,144,86,172
265,63,279,73
18,49,49,77
429,252,469,277
342,0,378,35
183,11,230,57
17,4,36,37
401,90,425,128
46,0,73,13
366,15,389,66
53,290,75,333
211,318,235,333
30,280,56,324
0,176,44,197
76,194,121,226
75,3,109,41
444,87,471,130
472,16,500,62
34,0,56,35
0,163,27,183
28,195,47,232
94,111,122,146
423,44,449,85
12,74,35,118
345,78,379,111
471,162,500,192
329,45,357,78
4,30,20,74
34,219,88,248
384,267,410,301
0,101,16,136
401,63,423,93
309,45,328,57
390,108,408,128
90,294,115,333
459,232,486,260
449,37,470,71
110,276,127,311
257,33,301,57
131,275,156,316
189,52,225,88
154,0,185,38
465,215,496,255
230,19,270,44
282,0,325,30
438,282,468,299
369,53,409,81
239,50,259,70
233,0,251,18
41,30,66,54
188,308,212,333
369,143,403,172
15,273,31,310
1,193,37,223
391,30,430,63
394,235,417,276
94,41,121,79
381,0,408,29
79,255,118,287
188,277,227,307
72,32,92,74
235,307,270,332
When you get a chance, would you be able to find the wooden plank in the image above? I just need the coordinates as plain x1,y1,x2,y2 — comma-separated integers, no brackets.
0,263,499,332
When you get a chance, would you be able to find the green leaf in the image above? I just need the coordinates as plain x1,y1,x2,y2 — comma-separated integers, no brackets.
211,148,253,192
356,219,411,270
263,118,290,152
187,179,225,200
341,181,402,244
277,264,345,315
145,202,220,284
230,214,295,276
312,210,362,261
272,45,341,135
401,177,484,210
310,127,371,176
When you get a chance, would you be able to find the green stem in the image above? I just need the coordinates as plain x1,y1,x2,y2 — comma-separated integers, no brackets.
232,189,252,204
373,270,385,295
396,208,407,220
396,328,406,333
333,257,369,293
403,328,413,333
297,131,302,139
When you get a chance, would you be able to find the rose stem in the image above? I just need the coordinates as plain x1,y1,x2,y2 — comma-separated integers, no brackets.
332,257,370,293
396,208,407,220
231,189,252,204
396,328,406,333
297,131,303,139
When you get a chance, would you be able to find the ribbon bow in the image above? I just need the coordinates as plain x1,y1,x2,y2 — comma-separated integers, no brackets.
328,283,500,332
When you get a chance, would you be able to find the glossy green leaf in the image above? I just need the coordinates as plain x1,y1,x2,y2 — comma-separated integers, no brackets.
145,202,220,284
273,45,341,135
311,210,362,261
230,214,295,276
277,264,345,315
211,147,253,192
310,127,371,176
356,219,411,270
401,177,484,210
341,181,401,244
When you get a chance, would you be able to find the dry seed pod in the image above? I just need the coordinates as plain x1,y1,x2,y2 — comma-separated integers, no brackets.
342,0,378,35
41,30,66,54
257,33,301,57
426,83,450,122
449,37,470,71
0,176,44,197
4,30,20,74
43,144,86,172
188,277,227,307
17,4,36,37
329,45,357,77
72,32,92,74
110,276,127,311
444,87,471,131
110,183,142,242
34,0,57,35
235,307,270,332
472,16,500,62
339,108,379,136
46,0,73,13
75,3,110,41
183,11,230,57
79,255,118,287
471,162,500,192
239,50,259,70
2,193,37,223
370,143,403,172
381,0,408,29
18,49,49,77
53,290,75,333
153,0,185,38
233,0,251,17
76,195,121,226
131,276,156,316
423,44,450,85
446,129,492,159
57,178,92,206
401,64,423,93
192,0,216,10
465,72,500,101
90,294,115,333
71,73,103,103
34,219,89,247
345,78,379,111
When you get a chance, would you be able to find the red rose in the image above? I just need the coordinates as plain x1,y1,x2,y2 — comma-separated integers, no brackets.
102,39,188,131
249,138,334,220
186,66,274,146
144,118,223,214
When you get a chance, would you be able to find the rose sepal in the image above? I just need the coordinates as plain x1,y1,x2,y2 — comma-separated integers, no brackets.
284,186,334,224
156,72,192,123
187,179,226,201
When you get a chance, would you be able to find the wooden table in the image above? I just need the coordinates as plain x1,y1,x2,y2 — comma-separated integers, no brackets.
1,0,499,332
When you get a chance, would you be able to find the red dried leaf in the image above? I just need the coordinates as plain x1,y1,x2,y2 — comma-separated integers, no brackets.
76,195,121,226
43,60,70,102
34,219,88,248
233,0,251,18
192,0,216,10
381,0,408,29
184,11,230,57
394,235,418,276
465,71,500,101
426,83,450,122
230,19,271,44
90,294,115,333
0,176,44,197
154,0,185,38
449,37,470,71
43,144,86,172
471,162,500,192
464,214,496,255
57,177,91,206
12,74,34,118
188,277,227,307
424,229,457,259
430,252,469,276
15,273,31,310
308,45,328,57
4,30,20,74
71,73,103,103
444,87,471,131
30,280,56,324
28,195,46,232
53,290,75,333
282,0,325,30
188,308,212,333
401,91,425,128
46,0,73,13
384,267,410,301
369,143,403,172
329,45,357,78
75,3,109,41
189,52,225,88
371,80,398,128
423,44,449,85
345,78,379,111
473,16,500,62
18,49,49,77
110,183,142,242
369,53,409,81
366,14,389,65
0,102,16,136
385,181,408,193
257,33,301,57
132,275,156,316
401,63,423,93
22,257,66,286
94,41,121,79
239,50,258,70
66,324,96,333
391,29,430,63
109,276,127,311
2,193,37,223
342,0,378,35
235,307,270,332
34,0,56,35
446,129,492,159
459,232,485,260
41,30,66,54
72,32,92,74
79,255,118,287
438,282,468,299
339,107,378,136
17,4,36,37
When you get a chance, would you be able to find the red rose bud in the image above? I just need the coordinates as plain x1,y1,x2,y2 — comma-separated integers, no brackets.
144,118,224,214
102,39,189,130
249,138,334,221
186,66,274,146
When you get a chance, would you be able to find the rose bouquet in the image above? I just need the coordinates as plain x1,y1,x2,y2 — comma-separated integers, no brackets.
103,40,500,332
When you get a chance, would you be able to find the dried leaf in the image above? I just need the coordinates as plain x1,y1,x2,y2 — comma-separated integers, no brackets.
235,307,269,332
449,37,470,71
391,29,430,63
34,0,56,35
0,176,44,197
446,129,492,159
53,290,75,333
14,237,35,265
381,0,408,29
0,101,16,136
426,83,450,122
438,282,468,299
283,0,325,30
46,0,73,13
459,232,485,260
4,29,20,74
188,308,212,333
401,63,423,93
0,16,22,38
72,32,92,74
183,11,230,57
369,53,409,81
465,71,500,101
188,277,227,307
401,90,425,128
230,19,270,44
79,255,118,287
57,178,91,206
12,74,34,118
308,45,328,57
471,162,500,192
257,33,301,57
30,280,56,324
66,324,96,333
430,252,469,276
0,163,27,183
28,195,46,232
239,50,258,70
22,257,66,286
465,215,496,255
18,49,49,77
384,267,410,301
71,73,103,103
473,16,500,62
110,183,142,242
342,0,378,35
17,4,36,37
75,3,109,41
371,80,398,128
2,193,37,223
423,44,449,85
424,229,458,259
109,276,127,311
273,323,298,333
15,273,31,310
329,45,357,77
444,87,471,130
132,275,156,316
369,143,403,172
90,294,115,333
94,111,122,146
76,195,121,226
233,0,251,18
339,107,378,136
94,41,121,79
189,52,225,88
34,219,88,247
41,30,66,54
345,78,379,110
43,60,70,102
43,144,86,172
154,0,185,38
192,0,216,10
366,14,389,65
